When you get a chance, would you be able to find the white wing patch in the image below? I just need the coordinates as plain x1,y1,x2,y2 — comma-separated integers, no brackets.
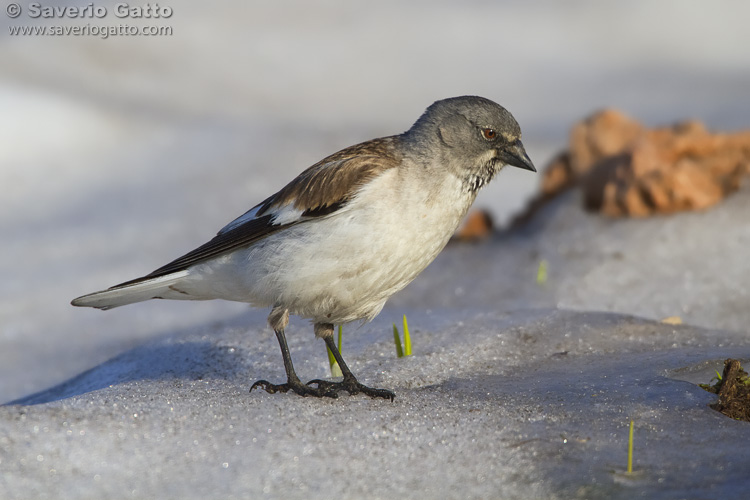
270,203,305,225
218,202,305,235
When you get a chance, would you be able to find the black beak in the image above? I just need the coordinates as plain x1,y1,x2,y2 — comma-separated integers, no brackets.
497,139,536,172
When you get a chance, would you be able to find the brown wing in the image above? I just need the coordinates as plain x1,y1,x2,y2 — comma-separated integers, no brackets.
109,135,402,290
256,135,402,216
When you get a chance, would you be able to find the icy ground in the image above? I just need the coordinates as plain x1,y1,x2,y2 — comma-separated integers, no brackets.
4,185,750,499
2,1,750,498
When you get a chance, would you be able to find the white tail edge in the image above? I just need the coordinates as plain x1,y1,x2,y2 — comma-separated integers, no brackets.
71,271,190,310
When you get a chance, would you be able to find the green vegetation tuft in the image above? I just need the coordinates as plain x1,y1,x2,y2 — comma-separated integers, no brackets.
393,314,412,358
627,420,634,474
537,259,548,285
327,325,343,378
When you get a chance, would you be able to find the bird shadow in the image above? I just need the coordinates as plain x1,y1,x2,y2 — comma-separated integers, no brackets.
5,339,247,406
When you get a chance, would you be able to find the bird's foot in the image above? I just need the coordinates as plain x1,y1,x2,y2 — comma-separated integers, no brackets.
250,379,338,398
306,377,395,401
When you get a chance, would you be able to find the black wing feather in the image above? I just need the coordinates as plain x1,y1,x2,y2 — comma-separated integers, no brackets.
110,213,288,289
108,136,401,291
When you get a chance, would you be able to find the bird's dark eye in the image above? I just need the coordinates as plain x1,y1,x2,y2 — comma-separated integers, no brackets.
481,128,496,140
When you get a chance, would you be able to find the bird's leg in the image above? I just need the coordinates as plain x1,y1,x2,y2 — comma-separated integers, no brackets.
307,323,395,401
251,308,337,398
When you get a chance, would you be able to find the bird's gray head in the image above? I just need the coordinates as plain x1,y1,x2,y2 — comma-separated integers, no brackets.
405,96,536,192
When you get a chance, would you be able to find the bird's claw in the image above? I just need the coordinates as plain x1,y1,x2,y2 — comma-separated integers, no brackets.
250,379,338,398
307,378,395,402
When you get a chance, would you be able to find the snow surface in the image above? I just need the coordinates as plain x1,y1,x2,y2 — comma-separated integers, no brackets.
2,1,750,498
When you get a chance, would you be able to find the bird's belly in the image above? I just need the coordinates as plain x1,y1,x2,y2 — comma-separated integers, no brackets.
256,212,455,322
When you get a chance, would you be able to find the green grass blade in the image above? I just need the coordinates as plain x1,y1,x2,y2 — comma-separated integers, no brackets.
403,314,412,356
393,324,404,358
627,420,634,474
537,259,548,285
338,325,343,354
326,344,336,368
327,325,343,378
